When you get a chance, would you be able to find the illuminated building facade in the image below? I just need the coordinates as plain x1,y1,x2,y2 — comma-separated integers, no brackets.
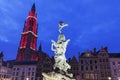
0,2,120,80
12,61,37,80
98,47,111,80
77,47,111,80
109,54,120,80
0,52,12,80
68,56,79,78
79,49,100,80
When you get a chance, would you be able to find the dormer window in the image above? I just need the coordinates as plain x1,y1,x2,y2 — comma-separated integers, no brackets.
85,50,91,57
29,19,34,27
86,53,90,57
85,59,89,64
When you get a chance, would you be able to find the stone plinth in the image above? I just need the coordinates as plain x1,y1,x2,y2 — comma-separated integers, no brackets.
42,72,75,80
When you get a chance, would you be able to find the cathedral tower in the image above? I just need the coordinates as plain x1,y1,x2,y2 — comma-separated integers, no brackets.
16,3,38,61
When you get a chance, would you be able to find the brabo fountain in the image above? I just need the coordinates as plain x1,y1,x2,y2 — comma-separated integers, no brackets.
42,22,75,80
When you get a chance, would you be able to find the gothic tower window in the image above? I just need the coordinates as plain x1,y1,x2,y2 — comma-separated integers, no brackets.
29,19,34,31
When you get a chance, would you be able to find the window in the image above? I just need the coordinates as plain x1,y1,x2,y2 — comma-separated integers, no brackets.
81,60,83,64
90,60,92,64
28,72,30,76
94,74,98,79
21,77,24,80
90,66,93,70
22,72,24,76
100,65,103,69
29,68,31,71
31,77,34,80
85,73,89,79
107,65,110,69
81,66,84,70
4,75,6,78
86,67,88,71
23,37,25,42
29,20,34,27
114,69,117,75
112,62,115,65
100,59,102,62
15,77,17,80
32,38,34,43
32,72,34,76
82,73,84,79
118,62,120,64
95,66,97,70
90,73,94,79
17,68,19,70
103,59,105,62
16,72,18,76
106,59,108,62
95,60,97,64
13,68,16,71
13,72,15,76
85,59,89,64
32,68,34,70
101,72,104,77
107,72,111,77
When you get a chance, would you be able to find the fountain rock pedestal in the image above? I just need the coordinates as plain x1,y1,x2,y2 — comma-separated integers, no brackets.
42,22,75,80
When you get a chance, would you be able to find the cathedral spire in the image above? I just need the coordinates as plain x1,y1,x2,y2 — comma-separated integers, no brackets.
31,3,36,12
16,3,38,61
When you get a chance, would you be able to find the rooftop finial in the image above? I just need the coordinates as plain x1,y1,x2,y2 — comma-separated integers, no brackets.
39,43,42,51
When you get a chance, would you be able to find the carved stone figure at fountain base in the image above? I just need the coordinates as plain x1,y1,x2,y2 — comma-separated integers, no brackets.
42,71,75,80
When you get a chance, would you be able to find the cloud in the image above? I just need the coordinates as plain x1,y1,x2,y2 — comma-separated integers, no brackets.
0,0,24,41
0,35,8,42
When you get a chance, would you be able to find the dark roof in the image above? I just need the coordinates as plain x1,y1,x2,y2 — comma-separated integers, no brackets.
14,61,38,65
0,52,4,58
69,56,79,64
6,60,16,68
80,52,85,56
2,61,7,66
109,53,120,58
80,51,97,58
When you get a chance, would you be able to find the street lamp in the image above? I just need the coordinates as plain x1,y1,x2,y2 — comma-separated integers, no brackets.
118,77,120,80
108,77,111,80
26,77,29,80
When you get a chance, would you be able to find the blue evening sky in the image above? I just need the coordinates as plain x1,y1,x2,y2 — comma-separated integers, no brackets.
0,0,120,60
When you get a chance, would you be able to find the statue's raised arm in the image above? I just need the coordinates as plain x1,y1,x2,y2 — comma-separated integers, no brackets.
51,40,57,52
59,21,68,33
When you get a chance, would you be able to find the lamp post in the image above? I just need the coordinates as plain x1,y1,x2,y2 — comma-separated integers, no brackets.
118,77,120,80
108,77,111,80
26,77,29,80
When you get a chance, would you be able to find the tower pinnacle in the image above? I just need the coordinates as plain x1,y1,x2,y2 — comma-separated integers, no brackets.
31,3,36,12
